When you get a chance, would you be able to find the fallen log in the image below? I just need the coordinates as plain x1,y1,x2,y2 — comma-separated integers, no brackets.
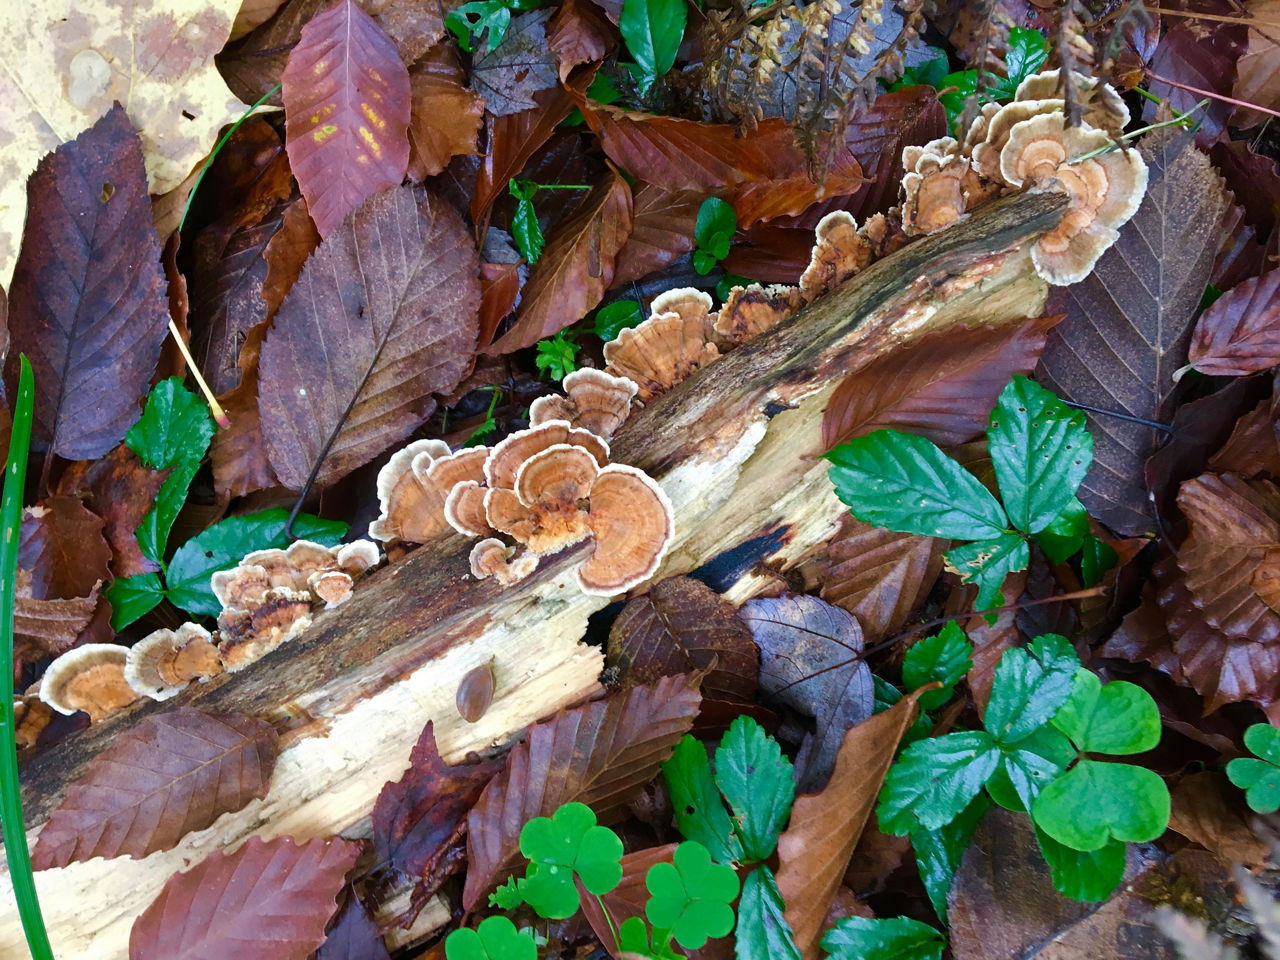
1,190,1066,958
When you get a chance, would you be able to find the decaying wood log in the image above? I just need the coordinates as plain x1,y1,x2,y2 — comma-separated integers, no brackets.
0,191,1067,958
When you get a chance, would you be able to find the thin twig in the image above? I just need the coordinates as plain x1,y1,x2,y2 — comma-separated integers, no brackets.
1145,68,1280,119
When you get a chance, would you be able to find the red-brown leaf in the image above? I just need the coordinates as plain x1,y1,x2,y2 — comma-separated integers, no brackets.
611,185,702,288
259,185,480,489
820,514,946,645
130,835,360,960
56,446,168,579
580,844,678,954
953,570,1028,716
606,576,759,701
282,0,411,237
371,721,503,879
488,167,632,354
549,0,614,79
211,324,278,499
1210,394,1280,478
32,707,278,868
20,495,112,601
463,674,701,910
478,261,522,350
316,891,392,960
14,570,99,661
1190,269,1280,377
407,46,485,181
4,104,169,460
823,316,1061,450
262,198,322,322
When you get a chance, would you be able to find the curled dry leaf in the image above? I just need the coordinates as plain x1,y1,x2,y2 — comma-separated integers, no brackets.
56,446,168,579
464,674,701,910
407,46,484,181
1169,771,1270,870
4,105,169,460
1190,268,1280,377
548,0,614,80
606,575,759,701
281,0,411,237
259,184,480,490
315,892,391,960
20,495,112,602
130,835,361,960
14,570,99,662
610,184,703,289
31,707,278,868
776,691,927,960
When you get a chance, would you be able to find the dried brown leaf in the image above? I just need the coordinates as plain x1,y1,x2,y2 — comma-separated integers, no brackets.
820,514,946,646
478,261,522,350
4,105,169,460
282,0,411,237
1036,128,1232,535
20,495,112,601
1143,18,1245,148
130,835,360,960
957,570,1027,716
549,0,614,80
489,167,632,354
231,0,289,41
611,185,702,289
14,570,99,660
32,707,278,868
1190,269,1280,377
259,185,479,490
1169,771,1269,870
363,0,445,64
317,892,391,960
472,85,575,231
1210,391,1280,478
407,46,484,181
261,197,322,322
472,10,559,117
823,316,1060,450
580,844,678,955
56,446,167,579
463,674,701,910
607,575,759,701
212,324,279,498
776,691,926,960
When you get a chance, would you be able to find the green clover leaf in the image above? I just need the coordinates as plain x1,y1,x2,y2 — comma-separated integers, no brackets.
645,841,739,949
1032,759,1170,851
445,916,538,960
517,802,623,918
1034,824,1126,902
1050,670,1161,755
617,917,683,959
1227,723,1280,813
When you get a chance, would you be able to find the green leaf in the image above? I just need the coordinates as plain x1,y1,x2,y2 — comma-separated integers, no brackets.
983,634,1080,745
511,197,545,263
937,70,978,128
619,0,686,95
695,198,735,260
910,794,988,923
715,273,752,302
663,735,743,863
594,300,645,342
105,572,165,630
990,27,1050,98
1035,497,1088,565
1227,724,1280,813
987,377,1093,535
534,330,580,381
826,429,1010,541
692,248,719,275
164,509,347,617
993,725,1075,812
445,916,538,960
618,917,682,959
518,802,624,918
1034,825,1126,902
713,716,794,862
645,841,739,950
903,621,973,710
446,0,513,53
877,730,1000,835
490,876,524,909
944,533,1029,613
125,378,215,563
1051,670,1161,755
891,52,949,90
822,915,945,960
735,866,800,960
1080,534,1119,588
1032,759,1170,851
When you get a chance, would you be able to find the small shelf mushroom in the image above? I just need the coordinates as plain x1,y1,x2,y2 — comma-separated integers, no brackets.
485,444,599,555
125,623,223,701
40,644,142,721
529,368,639,440
603,305,720,402
369,440,489,544
575,465,675,596
470,538,539,586
713,284,803,343
217,588,313,672
799,211,874,302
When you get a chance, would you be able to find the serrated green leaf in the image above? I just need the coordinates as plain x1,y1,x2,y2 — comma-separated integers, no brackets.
988,376,1093,535
944,533,1029,613
822,915,944,960
620,0,686,95
938,70,978,128
734,866,800,960
1032,759,1170,851
490,876,524,909
1035,497,1088,565
105,572,165,630
993,725,1075,812
826,429,1010,541
983,635,1079,745
1227,724,1280,813
992,27,1050,97
878,730,1000,835
645,842,738,950
535,330,579,381
910,794,988,923
1034,825,1125,902
1051,670,1161,755
164,509,347,617
445,915,538,960
713,716,793,862
1080,534,1119,588
663,735,743,863
903,621,973,710
594,299,644,342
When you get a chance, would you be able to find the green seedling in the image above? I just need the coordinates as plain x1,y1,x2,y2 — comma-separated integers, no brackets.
827,376,1094,617
903,620,973,711
465,387,503,447
617,917,683,959
507,179,591,265
445,915,538,960
1228,723,1280,813
645,841,739,949
692,197,736,275
446,0,542,54
594,299,645,342
511,802,624,919
619,0,686,95
822,915,945,960
534,330,581,381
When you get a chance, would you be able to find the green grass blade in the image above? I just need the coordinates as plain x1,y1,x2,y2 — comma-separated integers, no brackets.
0,355,54,959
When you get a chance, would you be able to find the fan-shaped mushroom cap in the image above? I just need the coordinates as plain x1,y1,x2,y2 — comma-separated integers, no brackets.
999,113,1148,285
284,540,339,582
14,696,53,749
40,644,141,721
309,570,354,609
485,447,597,556
603,311,720,402
469,538,539,586
484,421,610,491
972,98,1064,182
444,481,495,537
515,444,600,506
217,588,313,672
575,465,675,596
211,563,271,610
368,439,456,544
902,136,961,175
713,284,804,342
649,287,715,337
799,211,874,302
239,548,302,590
416,446,488,493
125,623,222,701
962,101,1003,153
1014,68,1129,131
529,369,639,439
336,539,382,574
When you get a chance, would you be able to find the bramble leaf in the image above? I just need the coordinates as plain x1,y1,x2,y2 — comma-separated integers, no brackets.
910,794,989,922
645,841,739,949
1032,759,1170,851
943,533,1029,613
1080,534,1119,588
877,731,1000,835
902,621,972,710
982,634,1079,745
1050,670,1161,755
822,915,945,960
713,716,794,862
1035,497,1089,565
735,866,801,960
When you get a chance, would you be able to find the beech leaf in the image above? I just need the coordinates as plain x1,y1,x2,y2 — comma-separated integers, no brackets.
56,445,168,579
282,0,412,237
19,495,112,601
130,835,361,960
32,707,278,868
471,10,559,117
14,570,99,660
1190,268,1280,377
407,47,484,181
4,105,169,460
259,184,480,489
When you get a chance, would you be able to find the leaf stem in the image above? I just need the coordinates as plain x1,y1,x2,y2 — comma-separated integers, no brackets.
1056,399,1173,434
0,356,55,960
594,893,621,951
1145,69,1280,119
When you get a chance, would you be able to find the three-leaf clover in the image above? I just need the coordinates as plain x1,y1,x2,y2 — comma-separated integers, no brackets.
445,916,538,960
645,841,739,949
692,197,736,275
1227,723,1280,813
617,916,683,960
516,802,623,918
